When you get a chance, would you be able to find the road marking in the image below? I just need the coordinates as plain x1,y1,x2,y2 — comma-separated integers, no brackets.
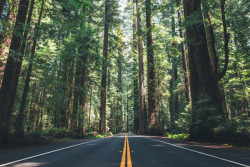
120,134,133,167
120,134,127,167
0,138,106,167
148,137,249,167
126,136,132,167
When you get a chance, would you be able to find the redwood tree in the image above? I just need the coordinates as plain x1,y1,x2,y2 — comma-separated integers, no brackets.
132,4,139,133
15,0,36,137
183,0,224,139
169,3,179,130
99,0,109,135
145,0,158,134
0,0,30,143
176,0,191,105
136,0,147,135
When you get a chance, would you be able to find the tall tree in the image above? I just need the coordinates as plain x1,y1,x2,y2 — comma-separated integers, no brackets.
136,0,147,135
169,2,179,130
15,0,35,137
145,0,158,134
176,0,191,105
72,60,81,130
99,0,109,135
183,0,224,139
202,0,228,115
132,3,139,133
218,0,229,81
0,0,30,143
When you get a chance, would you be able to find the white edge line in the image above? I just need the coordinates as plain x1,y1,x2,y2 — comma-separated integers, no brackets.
147,137,249,167
0,138,106,167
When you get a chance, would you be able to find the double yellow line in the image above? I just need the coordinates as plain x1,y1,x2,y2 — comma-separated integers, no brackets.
120,134,132,167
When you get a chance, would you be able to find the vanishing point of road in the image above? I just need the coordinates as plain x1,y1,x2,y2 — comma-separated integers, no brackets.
0,133,249,167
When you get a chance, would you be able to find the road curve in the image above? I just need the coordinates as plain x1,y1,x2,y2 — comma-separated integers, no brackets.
0,133,249,167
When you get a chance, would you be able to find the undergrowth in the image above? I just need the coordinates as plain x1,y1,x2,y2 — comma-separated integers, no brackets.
163,132,190,140
28,128,113,140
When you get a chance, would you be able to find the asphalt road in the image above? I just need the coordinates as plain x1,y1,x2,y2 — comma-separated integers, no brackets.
0,133,249,167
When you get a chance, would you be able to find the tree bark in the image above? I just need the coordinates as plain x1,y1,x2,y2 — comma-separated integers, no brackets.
39,85,46,130
145,0,157,135
15,0,35,137
202,0,227,117
66,61,74,129
88,85,92,132
183,0,224,140
99,0,109,135
218,0,229,80
169,4,179,131
132,4,139,133
0,0,30,143
136,0,146,135
72,60,81,131
202,1,218,75
176,0,191,105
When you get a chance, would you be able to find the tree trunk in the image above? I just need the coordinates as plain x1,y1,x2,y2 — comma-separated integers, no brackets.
202,1,218,75
136,0,146,135
145,0,158,135
66,61,74,129
132,4,139,133
99,0,109,135
15,0,44,136
169,4,179,131
202,0,227,118
88,85,92,132
176,0,191,105
27,93,36,133
0,0,30,143
15,0,35,137
218,0,229,80
183,0,224,140
72,60,81,131
157,68,162,127
39,85,46,130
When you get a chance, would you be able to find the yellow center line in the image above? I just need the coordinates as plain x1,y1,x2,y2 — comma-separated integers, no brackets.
120,134,127,167
120,134,133,167
126,136,132,167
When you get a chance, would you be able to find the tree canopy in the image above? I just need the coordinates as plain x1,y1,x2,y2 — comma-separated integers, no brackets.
0,0,249,143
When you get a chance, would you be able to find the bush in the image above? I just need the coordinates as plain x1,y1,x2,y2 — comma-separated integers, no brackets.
30,130,41,137
57,128,71,138
163,132,190,140
88,132,98,137
214,120,250,141
40,128,75,139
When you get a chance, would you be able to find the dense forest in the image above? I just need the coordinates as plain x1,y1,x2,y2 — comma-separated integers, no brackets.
0,0,249,144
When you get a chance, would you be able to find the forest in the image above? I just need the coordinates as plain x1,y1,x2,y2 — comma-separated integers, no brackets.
0,0,249,144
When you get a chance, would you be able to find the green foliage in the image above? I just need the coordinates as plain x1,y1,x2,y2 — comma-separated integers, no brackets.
40,128,75,139
0,0,248,143
163,132,190,140
214,120,250,141
190,92,222,140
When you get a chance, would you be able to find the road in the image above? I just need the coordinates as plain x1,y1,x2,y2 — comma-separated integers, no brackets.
0,133,249,167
